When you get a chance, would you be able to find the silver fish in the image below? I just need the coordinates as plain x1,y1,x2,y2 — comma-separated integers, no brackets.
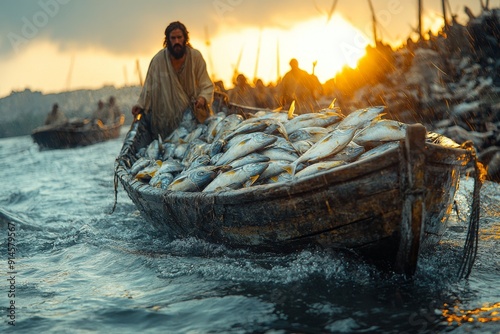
167,166,220,192
291,140,314,155
229,153,270,169
337,106,385,130
165,126,190,143
135,160,162,181
189,154,212,170
288,127,329,143
268,136,298,154
257,160,291,181
325,141,365,162
285,112,343,134
145,139,161,160
162,142,177,160
293,126,357,166
212,114,245,142
149,172,174,189
184,125,206,143
182,139,208,166
130,157,153,176
215,132,278,166
173,143,188,160
222,118,270,142
259,147,299,162
203,162,269,192
206,112,226,143
264,170,294,184
295,160,345,179
356,141,400,161
157,159,185,175
203,138,225,157
353,119,407,146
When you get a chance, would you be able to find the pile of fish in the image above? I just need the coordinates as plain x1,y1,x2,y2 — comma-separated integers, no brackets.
126,103,410,192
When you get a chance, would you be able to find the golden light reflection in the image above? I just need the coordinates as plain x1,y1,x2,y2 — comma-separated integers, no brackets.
442,302,500,325
480,224,500,241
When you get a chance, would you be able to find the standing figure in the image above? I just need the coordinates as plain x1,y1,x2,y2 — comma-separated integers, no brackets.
132,21,214,138
279,58,318,114
44,103,68,126
228,74,256,107
106,96,122,125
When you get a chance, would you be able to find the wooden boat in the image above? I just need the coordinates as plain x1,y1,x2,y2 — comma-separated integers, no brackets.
114,110,481,277
32,115,125,150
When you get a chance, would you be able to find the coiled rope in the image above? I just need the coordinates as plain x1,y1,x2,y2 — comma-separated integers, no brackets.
457,141,486,279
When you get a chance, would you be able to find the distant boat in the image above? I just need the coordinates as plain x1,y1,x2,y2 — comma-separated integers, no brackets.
31,115,125,150
114,106,481,277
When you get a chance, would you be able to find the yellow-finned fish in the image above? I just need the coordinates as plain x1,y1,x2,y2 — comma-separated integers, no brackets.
135,160,163,181
203,162,270,192
289,126,357,176
295,160,345,179
167,166,220,192
288,127,329,143
285,112,343,135
215,132,278,166
356,141,400,161
353,119,408,146
337,106,386,130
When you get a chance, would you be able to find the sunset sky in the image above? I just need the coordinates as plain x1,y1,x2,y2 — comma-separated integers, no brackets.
0,0,489,99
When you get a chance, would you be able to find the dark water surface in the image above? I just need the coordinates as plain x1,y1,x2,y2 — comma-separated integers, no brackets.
1,130,499,333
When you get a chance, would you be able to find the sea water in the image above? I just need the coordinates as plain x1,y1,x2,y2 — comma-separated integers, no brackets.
1,130,499,333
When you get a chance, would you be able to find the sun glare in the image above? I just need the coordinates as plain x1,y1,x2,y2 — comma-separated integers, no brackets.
205,14,370,88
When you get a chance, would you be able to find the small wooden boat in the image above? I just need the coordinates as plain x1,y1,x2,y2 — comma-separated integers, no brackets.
32,115,125,150
114,110,481,277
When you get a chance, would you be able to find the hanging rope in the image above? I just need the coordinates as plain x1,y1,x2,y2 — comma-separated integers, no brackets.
457,141,486,279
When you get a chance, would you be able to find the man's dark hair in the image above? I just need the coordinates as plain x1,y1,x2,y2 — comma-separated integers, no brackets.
163,21,190,48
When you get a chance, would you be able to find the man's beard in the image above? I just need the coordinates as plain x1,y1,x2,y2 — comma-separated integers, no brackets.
168,43,186,59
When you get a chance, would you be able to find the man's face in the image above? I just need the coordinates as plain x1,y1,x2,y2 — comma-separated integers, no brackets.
168,28,186,59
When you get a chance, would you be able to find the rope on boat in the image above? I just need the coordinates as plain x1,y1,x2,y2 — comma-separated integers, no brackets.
457,141,486,279
110,113,143,215
110,163,119,214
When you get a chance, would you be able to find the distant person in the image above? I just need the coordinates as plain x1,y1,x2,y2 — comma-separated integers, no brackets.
279,58,318,114
106,96,122,125
228,74,256,107
91,100,109,125
131,21,214,138
44,103,67,126
253,79,275,109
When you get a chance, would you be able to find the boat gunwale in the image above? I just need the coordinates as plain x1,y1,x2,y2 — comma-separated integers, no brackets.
115,136,471,203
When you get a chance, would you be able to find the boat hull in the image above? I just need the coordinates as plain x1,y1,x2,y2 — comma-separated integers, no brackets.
32,116,125,150
115,116,472,274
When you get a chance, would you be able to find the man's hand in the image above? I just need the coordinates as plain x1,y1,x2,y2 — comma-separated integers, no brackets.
131,105,143,116
194,97,206,109
193,96,211,124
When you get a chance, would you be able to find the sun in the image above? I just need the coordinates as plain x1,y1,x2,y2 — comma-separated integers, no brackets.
203,14,371,88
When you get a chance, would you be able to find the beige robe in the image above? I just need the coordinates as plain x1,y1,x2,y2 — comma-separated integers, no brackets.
136,46,214,138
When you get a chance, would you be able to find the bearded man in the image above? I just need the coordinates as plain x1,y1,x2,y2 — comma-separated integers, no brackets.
132,21,214,138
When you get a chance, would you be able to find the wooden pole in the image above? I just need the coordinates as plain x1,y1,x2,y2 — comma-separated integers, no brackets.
253,29,262,83
442,0,448,31
276,39,280,82
418,0,423,40
136,59,143,87
367,0,378,45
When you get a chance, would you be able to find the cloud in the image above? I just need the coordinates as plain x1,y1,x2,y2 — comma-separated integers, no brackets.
0,0,331,59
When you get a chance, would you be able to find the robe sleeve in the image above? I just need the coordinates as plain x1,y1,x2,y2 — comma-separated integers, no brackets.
192,49,214,104
136,50,163,111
